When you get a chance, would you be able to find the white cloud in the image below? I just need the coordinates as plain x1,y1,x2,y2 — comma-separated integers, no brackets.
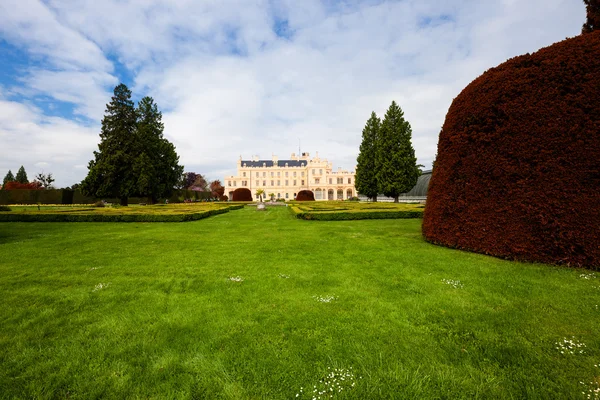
0,0,587,187
0,92,99,187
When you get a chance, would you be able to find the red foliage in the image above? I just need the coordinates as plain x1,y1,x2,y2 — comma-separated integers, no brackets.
232,188,252,201
209,180,225,199
583,0,600,33
423,32,600,269
3,181,43,190
295,190,315,201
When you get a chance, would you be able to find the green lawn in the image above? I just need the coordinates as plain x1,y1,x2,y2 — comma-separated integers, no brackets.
0,206,598,399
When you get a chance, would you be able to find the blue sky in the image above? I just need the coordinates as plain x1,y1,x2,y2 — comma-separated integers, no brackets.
0,0,586,187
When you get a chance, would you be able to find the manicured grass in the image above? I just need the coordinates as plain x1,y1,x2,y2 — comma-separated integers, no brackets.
0,206,598,399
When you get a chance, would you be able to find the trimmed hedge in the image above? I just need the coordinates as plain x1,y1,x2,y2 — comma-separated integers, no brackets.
232,188,253,201
0,189,212,205
0,204,244,222
289,205,423,221
295,190,315,201
423,31,600,268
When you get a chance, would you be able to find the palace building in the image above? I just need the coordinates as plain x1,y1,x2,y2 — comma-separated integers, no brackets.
224,152,356,201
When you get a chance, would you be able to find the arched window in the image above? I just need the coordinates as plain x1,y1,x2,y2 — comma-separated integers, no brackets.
328,189,334,200
315,188,323,200
337,189,343,200
346,189,353,199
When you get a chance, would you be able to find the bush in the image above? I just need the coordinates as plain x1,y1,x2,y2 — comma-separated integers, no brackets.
289,205,423,221
295,190,315,201
0,205,11,212
93,201,106,207
3,182,42,190
276,198,286,202
423,31,600,268
232,188,252,201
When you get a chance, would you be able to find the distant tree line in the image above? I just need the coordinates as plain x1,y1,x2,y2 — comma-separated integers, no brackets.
2,166,55,190
355,100,421,202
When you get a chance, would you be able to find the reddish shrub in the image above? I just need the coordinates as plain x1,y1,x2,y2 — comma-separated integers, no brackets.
423,31,600,269
3,181,42,190
295,190,315,201
232,188,252,201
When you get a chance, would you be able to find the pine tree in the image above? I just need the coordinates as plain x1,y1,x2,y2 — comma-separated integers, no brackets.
81,84,138,206
2,170,15,187
582,0,600,33
355,112,380,201
133,96,183,203
15,166,28,184
376,101,420,203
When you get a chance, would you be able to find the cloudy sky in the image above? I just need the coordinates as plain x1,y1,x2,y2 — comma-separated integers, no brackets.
0,0,586,188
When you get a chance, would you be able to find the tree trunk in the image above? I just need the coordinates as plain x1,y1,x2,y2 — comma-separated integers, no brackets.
120,196,128,206
372,196,377,202
394,196,399,203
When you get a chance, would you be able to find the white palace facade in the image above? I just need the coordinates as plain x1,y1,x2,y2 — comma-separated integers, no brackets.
224,152,356,201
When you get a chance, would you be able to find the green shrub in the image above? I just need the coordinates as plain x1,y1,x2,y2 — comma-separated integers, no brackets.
0,205,11,212
93,201,106,207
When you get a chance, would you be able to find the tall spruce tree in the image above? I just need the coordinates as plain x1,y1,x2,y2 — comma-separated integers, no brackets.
81,84,138,206
133,97,183,203
2,170,15,187
376,101,420,203
355,112,380,201
15,166,28,183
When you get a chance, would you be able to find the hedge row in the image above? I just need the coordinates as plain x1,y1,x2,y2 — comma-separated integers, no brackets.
0,189,215,205
0,205,243,222
289,206,423,221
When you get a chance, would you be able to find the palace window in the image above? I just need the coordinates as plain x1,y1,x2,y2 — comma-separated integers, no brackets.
285,172,289,177
348,178,352,184
277,180,280,186
337,177,343,184
256,172,259,177
319,169,322,175
285,193,289,199
312,169,315,174
293,180,296,186
293,172,297,177
262,172,266,178
271,180,274,186
233,181,236,187
329,178,332,184
301,172,304,177
243,172,246,177
271,172,274,177
263,180,266,186
228,181,231,186
285,180,289,185
315,178,320,184
277,172,280,177
301,180,304,185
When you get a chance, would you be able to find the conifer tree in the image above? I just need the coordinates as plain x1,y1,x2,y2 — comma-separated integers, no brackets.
133,96,183,203
355,112,380,201
15,166,28,184
376,101,420,203
82,86,183,205
81,84,138,206
2,170,15,187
